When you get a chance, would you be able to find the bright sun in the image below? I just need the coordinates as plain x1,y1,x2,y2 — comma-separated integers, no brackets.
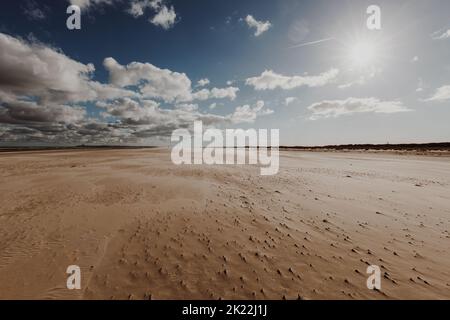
349,40,377,68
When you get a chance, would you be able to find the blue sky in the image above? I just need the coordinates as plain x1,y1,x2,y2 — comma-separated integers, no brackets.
0,0,449,145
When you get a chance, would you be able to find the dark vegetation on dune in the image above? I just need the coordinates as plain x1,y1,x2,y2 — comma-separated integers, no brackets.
281,142,450,151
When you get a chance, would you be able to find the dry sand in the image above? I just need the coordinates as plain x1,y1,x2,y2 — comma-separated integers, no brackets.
0,148,449,299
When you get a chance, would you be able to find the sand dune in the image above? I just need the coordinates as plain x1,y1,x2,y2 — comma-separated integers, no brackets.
0,148,449,299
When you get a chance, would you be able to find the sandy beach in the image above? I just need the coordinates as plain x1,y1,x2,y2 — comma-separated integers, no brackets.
0,148,449,299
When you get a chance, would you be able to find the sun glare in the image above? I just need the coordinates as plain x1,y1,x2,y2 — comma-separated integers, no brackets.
348,40,377,68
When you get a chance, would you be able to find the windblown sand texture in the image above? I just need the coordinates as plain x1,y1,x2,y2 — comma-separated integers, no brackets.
0,148,449,299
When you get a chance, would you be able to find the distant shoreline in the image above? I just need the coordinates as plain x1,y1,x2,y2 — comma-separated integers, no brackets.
1,142,449,153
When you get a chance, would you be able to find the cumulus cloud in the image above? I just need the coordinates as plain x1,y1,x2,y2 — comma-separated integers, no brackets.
127,0,161,17
0,32,264,145
126,1,178,30
174,103,199,112
197,78,210,87
0,32,92,100
71,0,177,30
96,99,216,141
424,85,450,102
98,98,272,136
98,98,168,125
230,100,273,123
103,57,192,102
150,5,176,29
104,57,238,102
307,97,411,120
1,94,253,145
0,94,112,145
69,0,119,9
245,15,271,36
246,68,339,90
0,99,85,125
0,33,137,104
0,32,195,144
191,87,239,101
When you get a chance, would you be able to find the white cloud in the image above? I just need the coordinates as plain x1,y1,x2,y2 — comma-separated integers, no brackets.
97,97,270,136
103,57,192,102
432,29,450,40
0,33,136,104
284,97,297,106
98,98,220,135
127,1,178,31
230,100,273,123
127,0,161,17
245,15,271,37
72,0,177,31
0,33,92,98
98,98,228,139
211,87,238,100
246,68,339,90
197,78,210,87
103,58,239,102
175,103,198,112
150,5,176,29
192,87,239,101
209,103,217,110
307,97,411,120
411,56,419,63
338,82,355,89
425,85,450,102
69,0,118,9
0,32,267,145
